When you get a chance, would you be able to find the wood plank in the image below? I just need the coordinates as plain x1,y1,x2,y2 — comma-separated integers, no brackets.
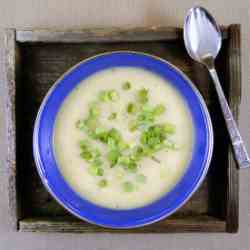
15,26,228,43
19,216,226,233
4,29,18,230
226,24,240,233
16,27,181,43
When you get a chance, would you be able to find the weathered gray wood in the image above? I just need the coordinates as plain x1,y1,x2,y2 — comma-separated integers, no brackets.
226,24,240,233
16,27,181,43
19,215,226,233
15,26,228,43
4,29,18,230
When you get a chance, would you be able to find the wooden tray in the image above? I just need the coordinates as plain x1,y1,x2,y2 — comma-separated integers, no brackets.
4,25,240,233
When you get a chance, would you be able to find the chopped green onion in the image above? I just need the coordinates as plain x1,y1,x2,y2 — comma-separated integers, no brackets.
140,124,168,150
107,137,116,150
108,128,122,142
88,165,97,176
154,104,166,115
76,120,86,130
108,112,117,120
98,179,108,188
163,123,175,134
97,167,104,176
99,90,110,102
98,132,109,143
107,149,120,167
89,103,100,117
132,146,145,159
116,170,125,179
88,165,104,176
118,141,129,151
80,151,93,161
142,147,154,157
127,102,137,114
151,155,161,163
108,90,119,101
122,181,134,192
94,149,101,157
83,118,97,131
79,139,89,149
88,165,103,176
90,107,100,117
99,89,119,102
122,81,131,90
92,157,102,167
128,120,138,132
140,131,147,145
142,104,154,112
118,155,130,166
127,161,137,172
118,155,137,172
95,127,106,136
135,104,156,129
137,88,148,103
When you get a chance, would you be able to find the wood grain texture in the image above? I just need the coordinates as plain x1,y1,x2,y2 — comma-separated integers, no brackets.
5,25,240,233
15,26,228,43
4,29,18,230
226,24,240,233
19,216,226,233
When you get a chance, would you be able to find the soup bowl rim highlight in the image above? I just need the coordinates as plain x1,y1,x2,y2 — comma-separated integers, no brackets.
33,51,214,228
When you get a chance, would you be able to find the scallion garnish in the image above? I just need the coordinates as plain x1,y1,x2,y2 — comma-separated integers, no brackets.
76,85,177,189
108,112,117,120
122,81,131,90
98,179,108,188
122,181,134,192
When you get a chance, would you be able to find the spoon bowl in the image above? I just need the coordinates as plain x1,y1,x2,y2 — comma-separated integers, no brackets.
184,6,222,64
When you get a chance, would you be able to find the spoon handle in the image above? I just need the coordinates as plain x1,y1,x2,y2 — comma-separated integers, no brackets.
208,67,250,168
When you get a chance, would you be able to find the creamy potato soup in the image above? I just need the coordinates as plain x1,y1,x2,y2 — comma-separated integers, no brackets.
53,67,193,209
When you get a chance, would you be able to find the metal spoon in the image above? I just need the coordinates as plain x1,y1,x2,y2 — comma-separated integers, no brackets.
184,6,250,169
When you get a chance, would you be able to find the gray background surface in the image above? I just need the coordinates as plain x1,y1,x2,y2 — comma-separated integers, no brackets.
0,1,249,249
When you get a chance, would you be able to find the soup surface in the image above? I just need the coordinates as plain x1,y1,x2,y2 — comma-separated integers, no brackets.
54,67,193,209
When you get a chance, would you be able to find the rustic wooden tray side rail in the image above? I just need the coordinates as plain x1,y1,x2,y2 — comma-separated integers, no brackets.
4,25,240,233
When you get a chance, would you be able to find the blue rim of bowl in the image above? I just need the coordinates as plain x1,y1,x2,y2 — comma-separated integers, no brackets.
33,51,214,229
